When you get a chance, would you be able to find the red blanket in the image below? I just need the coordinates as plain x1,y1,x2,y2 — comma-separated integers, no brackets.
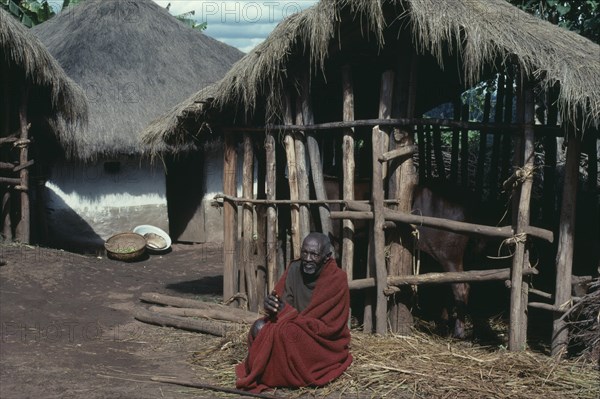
235,258,353,392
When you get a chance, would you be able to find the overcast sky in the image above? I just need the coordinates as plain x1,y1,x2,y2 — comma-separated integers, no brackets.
153,1,318,53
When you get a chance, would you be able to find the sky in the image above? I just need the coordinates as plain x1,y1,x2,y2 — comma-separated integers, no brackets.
153,1,318,53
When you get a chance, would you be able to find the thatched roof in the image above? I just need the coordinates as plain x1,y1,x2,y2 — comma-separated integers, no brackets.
0,8,87,144
32,0,242,160
142,0,600,154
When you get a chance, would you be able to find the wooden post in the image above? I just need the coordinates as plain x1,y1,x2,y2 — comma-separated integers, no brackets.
551,131,581,356
450,100,461,184
342,65,355,280
372,125,387,335
265,131,277,293
283,94,301,258
433,125,445,180
490,73,506,202
475,92,492,199
242,134,257,311
425,125,432,180
300,75,333,238
223,131,238,305
460,103,469,186
501,67,515,184
508,83,535,351
1,80,11,241
15,85,30,243
387,53,418,334
255,144,267,307
417,124,426,182
294,100,310,243
542,86,559,227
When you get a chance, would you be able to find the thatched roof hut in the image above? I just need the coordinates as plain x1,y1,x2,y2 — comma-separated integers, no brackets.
142,0,600,152
32,0,243,160
138,0,599,352
1,7,87,146
1,8,88,243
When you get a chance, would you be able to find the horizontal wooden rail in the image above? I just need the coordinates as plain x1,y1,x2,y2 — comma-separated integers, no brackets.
0,177,21,185
529,288,552,299
528,302,565,313
334,204,554,243
349,267,539,291
221,118,563,135
13,159,34,172
0,137,18,145
379,145,418,162
214,194,399,206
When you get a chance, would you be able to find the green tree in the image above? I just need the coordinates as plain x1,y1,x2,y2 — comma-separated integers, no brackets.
507,0,599,43
1,0,55,26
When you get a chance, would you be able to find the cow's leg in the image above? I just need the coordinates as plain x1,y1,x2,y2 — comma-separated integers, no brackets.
450,281,470,338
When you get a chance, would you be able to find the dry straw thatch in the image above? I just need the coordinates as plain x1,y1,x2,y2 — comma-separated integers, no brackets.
31,0,242,160
142,0,600,155
190,327,599,398
0,7,87,142
565,278,600,365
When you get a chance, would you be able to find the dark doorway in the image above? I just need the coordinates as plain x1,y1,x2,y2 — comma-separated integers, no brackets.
165,151,206,243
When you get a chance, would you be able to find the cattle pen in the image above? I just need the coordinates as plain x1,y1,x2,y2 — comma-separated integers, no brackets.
142,0,600,355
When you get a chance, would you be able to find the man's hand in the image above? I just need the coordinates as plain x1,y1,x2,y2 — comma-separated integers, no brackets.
264,291,285,316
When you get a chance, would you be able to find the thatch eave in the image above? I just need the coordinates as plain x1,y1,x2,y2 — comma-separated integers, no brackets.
140,0,600,155
0,8,88,150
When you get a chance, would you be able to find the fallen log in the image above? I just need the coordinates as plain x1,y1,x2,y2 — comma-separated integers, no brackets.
134,308,235,336
148,305,256,324
140,292,260,321
151,376,279,399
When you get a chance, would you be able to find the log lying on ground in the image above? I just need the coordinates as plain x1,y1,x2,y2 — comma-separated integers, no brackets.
140,292,260,321
151,376,279,399
134,308,235,337
148,305,257,324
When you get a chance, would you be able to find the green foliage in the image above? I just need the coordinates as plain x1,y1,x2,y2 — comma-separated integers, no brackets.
1,0,56,26
173,10,207,31
507,0,599,43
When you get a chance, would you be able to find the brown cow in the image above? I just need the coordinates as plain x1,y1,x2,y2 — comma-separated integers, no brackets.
325,177,476,338
412,184,475,338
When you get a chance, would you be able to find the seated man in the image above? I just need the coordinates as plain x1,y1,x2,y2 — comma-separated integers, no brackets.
236,232,353,392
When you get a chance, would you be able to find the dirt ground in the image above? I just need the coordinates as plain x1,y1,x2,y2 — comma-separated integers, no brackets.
0,242,231,399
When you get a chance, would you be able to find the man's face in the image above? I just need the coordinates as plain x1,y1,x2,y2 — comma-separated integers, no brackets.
300,237,327,276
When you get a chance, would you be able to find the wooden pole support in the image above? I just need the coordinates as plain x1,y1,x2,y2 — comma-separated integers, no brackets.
283,94,301,258
551,132,581,356
265,131,277,292
294,100,310,243
242,133,257,311
508,83,535,352
372,125,388,335
342,64,355,281
223,131,238,306
301,74,333,238
15,85,30,243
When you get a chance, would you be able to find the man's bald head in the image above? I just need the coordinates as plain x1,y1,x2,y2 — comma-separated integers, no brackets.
300,233,332,278
304,232,331,255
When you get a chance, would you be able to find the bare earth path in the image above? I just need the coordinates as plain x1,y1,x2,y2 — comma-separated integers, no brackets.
0,243,226,399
